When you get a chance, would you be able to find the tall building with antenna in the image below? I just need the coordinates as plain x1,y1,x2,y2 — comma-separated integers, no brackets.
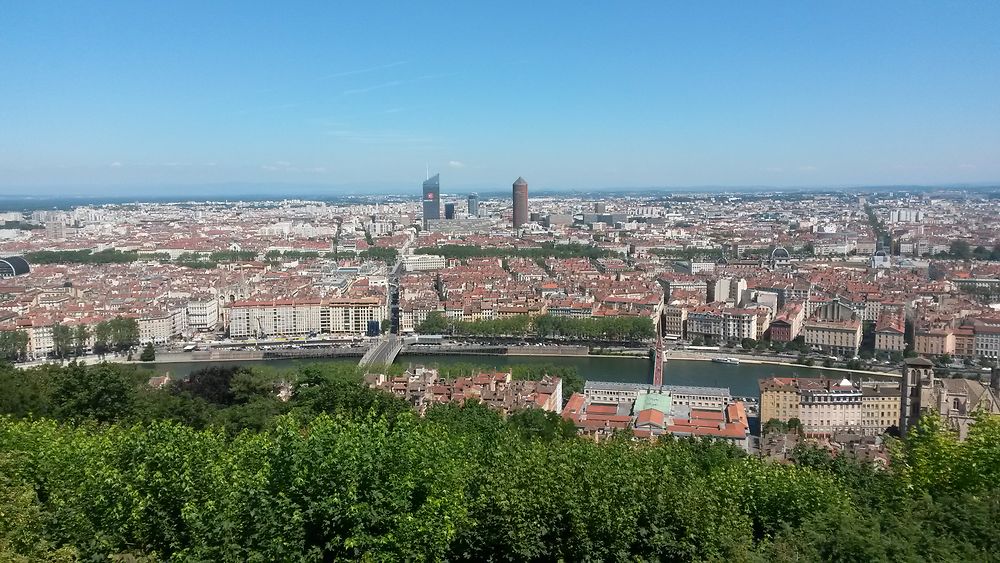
422,173,440,230
512,176,529,227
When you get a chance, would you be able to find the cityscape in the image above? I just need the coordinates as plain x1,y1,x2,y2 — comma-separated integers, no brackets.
2,2,999,561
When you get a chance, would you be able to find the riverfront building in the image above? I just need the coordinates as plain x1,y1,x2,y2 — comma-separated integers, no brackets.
900,358,1000,439
760,376,902,437
563,381,750,450
226,297,387,338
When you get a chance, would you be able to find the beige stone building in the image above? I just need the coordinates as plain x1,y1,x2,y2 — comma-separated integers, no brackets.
861,383,901,436
914,327,955,357
760,377,901,437
798,379,863,436
662,304,687,338
901,358,1000,440
874,312,905,353
803,319,862,357
954,327,976,359
759,377,801,423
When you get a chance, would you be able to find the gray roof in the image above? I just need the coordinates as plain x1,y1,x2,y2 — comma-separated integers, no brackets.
0,256,29,276
513,176,528,186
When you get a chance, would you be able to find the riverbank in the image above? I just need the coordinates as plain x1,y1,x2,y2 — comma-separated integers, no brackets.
663,350,900,378
16,346,901,380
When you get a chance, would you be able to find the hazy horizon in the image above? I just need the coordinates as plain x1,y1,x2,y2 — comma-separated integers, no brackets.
2,2,999,193
0,180,996,206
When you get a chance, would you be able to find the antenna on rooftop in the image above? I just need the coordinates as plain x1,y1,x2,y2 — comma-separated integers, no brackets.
425,163,429,181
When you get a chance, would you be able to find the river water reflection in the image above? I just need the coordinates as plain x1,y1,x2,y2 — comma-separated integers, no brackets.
139,353,891,398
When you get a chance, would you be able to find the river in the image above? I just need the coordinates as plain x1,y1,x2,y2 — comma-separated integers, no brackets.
135,354,887,398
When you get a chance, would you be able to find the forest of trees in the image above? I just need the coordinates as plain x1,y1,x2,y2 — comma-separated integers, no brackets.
24,249,140,265
7,236,994,558
0,330,29,362
0,360,998,561
944,239,1000,260
416,312,656,342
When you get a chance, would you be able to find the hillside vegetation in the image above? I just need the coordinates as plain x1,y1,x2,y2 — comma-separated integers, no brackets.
0,361,997,561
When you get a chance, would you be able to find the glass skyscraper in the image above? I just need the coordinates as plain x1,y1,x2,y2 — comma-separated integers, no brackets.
422,174,440,229
467,193,479,217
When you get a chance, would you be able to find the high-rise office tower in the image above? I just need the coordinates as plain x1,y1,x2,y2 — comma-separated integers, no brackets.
512,176,528,227
467,193,479,217
422,174,440,229
594,202,607,214
444,202,456,219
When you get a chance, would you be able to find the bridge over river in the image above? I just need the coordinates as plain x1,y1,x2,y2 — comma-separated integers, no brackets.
359,335,403,367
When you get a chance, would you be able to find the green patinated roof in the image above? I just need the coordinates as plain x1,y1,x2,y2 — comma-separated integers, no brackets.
633,391,672,414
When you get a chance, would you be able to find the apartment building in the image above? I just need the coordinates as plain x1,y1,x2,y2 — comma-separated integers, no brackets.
862,384,901,437
403,254,447,272
974,324,1000,359
187,298,219,331
400,300,440,333
227,296,387,338
139,307,189,344
759,377,801,422
722,308,758,341
686,305,759,343
760,377,900,437
686,305,724,341
227,299,323,338
954,327,976,359
798,380,863,436
914,327,955,357
768,302,805,342
27,324,54,357
662,304,687,338
874,312,905,353
802,319,862,357
325,297,387,334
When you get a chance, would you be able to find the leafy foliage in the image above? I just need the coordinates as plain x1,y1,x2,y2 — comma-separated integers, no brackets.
139,342,155,362
417,311,655,342
415,242,614,260
0,360,997,561
24,249,139,264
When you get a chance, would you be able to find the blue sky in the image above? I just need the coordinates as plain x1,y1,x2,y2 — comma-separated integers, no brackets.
1,1,999,195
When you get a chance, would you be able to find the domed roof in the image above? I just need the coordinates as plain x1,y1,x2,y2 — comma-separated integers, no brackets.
0,256,30,276
770,246,790,259
839,377,852,387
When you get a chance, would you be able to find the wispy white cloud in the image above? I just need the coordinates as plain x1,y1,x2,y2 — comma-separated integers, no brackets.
260,161,328,173
798,165,817,172
325,129,433,146
342,73,456,96
261,161,293,171
109,161,122,168
959,163,976,170
762,166,784,173
343,80,404,96
448,160,465,168
321,61,407,80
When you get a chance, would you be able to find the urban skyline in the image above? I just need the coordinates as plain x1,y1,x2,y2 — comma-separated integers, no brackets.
2,2,999,559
